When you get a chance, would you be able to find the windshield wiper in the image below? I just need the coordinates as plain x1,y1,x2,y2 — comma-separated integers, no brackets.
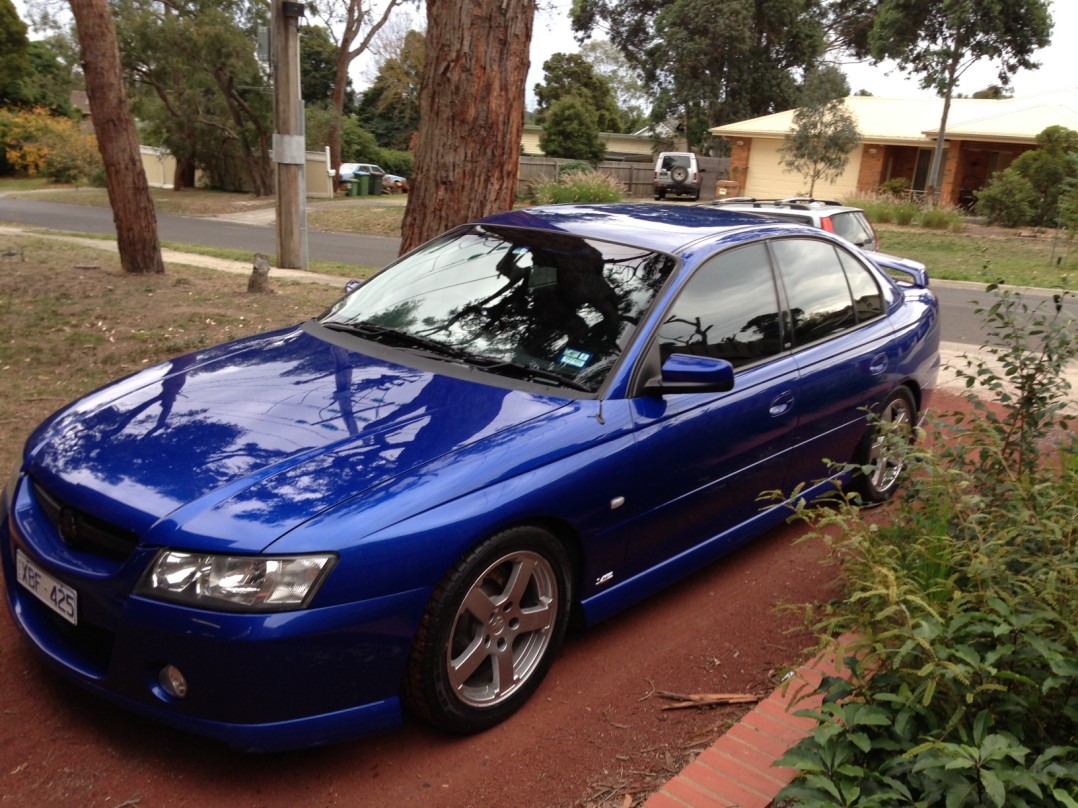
324,321,468,360
470,360,593,392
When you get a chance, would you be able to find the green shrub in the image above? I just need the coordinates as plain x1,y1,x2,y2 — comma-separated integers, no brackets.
918,203,965,232
528,170,625,204
557,160,594,176
976,168,1039,227
879,176,910,196
777,285,1078,807
892,200,919,225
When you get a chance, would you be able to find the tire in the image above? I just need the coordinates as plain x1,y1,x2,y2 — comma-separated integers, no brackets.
403,526,572,733
671,166,689,183
854,387,916,503
655,188,666,200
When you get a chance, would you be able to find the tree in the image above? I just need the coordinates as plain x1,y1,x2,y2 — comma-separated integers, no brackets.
579,39,649,132
116,0,275,194
306,0,408,176
354,28,424,149
571,0,824,152
399,0,534,254
301,24,353,110
534,53,621,132
855,0,1052,202
0,0,32,101
538,94,606,162
68,0,163,274
780,67,859,196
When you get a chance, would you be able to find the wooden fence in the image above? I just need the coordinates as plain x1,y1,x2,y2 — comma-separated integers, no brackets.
518,155,731,201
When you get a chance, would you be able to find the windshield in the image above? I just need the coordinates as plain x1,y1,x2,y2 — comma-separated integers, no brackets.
322,225,677,392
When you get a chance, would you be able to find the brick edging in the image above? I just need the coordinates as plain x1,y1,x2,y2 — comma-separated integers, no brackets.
645,636,858,808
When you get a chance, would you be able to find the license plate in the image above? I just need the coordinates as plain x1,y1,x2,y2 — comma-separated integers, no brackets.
15,549,78,625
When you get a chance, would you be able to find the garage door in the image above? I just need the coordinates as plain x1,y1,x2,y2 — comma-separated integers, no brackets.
745,139,863,200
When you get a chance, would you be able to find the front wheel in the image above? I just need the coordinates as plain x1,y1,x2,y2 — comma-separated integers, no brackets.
403,526,572,733
854,387,916,503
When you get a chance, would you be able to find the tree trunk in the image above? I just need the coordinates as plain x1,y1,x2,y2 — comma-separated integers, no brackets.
399,0,536,255
68,0,164,274
926,40,964,207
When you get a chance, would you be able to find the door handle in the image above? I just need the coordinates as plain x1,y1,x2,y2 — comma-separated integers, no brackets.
769,390,795,417
869,353,888,375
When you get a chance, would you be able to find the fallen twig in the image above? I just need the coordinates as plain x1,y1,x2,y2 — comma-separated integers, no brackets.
657,691,759,711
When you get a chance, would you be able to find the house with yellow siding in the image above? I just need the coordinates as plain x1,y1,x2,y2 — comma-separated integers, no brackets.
709,89,1078,207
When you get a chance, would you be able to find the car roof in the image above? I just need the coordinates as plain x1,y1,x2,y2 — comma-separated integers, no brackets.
476,203,806,255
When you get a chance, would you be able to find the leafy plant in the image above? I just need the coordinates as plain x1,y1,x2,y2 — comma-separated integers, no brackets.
777,285,1078,806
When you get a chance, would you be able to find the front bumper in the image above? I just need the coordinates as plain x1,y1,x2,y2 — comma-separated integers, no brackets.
1,473,427,751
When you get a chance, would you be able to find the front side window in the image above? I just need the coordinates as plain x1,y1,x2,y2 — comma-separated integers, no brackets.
322,226,677,392
655,242,783,368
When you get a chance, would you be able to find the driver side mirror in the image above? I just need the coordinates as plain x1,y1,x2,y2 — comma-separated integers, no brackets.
644,353,735,395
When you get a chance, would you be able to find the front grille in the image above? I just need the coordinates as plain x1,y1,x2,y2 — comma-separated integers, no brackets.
31,479,140,561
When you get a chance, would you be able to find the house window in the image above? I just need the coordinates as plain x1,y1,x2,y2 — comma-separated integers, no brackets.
912,148,947,193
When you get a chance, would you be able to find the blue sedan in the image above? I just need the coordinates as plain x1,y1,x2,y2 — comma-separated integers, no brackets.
1,204,939,750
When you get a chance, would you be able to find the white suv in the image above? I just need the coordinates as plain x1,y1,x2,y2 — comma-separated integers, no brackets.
703,197,878,250
654,152,702,201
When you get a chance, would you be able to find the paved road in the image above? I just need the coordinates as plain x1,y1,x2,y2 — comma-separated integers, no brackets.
2,195,1076,351
0,197,402,269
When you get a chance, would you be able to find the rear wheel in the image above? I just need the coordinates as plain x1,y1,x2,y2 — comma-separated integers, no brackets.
855,387,915,503
403,526,572,733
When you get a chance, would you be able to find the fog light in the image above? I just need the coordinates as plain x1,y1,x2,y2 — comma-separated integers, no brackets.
159,665,188,699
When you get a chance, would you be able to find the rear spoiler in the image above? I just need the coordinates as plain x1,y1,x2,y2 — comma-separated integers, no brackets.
870,251,929,288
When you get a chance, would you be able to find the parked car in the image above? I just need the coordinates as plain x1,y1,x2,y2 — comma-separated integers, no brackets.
2,204,939,751
654,152,702,200
338,162,385,183
338,163,408,194
702,197,879,250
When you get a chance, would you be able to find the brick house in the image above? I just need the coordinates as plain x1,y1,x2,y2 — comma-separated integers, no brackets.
709,89,1078,207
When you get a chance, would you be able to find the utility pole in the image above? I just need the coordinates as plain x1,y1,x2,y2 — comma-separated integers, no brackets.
272,1,307,268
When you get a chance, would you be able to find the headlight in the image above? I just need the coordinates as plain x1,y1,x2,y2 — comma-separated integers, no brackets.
138,551,335,611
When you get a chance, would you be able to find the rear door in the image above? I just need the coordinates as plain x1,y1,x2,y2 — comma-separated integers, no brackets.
620,241,800,575
769,237,895,487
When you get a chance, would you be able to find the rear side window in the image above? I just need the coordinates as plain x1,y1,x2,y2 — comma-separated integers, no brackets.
656,243,782,368
660,154,691,171
771,238,883,346
838,250,884,320
829,211,875,249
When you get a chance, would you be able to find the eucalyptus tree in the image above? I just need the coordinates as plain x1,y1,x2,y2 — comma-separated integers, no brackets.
780,65,859,196
579,39,649,132
305,0,410,174
571,0,824,151
399,0,535,253
70,0,162,273
354,28,424,150
114,0,274,194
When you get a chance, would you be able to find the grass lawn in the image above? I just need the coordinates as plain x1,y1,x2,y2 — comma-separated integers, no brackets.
878,224,1078,291
0,233,341,472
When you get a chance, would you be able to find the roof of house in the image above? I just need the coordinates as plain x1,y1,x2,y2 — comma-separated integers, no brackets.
710,88,1078,146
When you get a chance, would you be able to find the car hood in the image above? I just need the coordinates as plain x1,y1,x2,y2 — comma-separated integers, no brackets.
25,324,570,552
